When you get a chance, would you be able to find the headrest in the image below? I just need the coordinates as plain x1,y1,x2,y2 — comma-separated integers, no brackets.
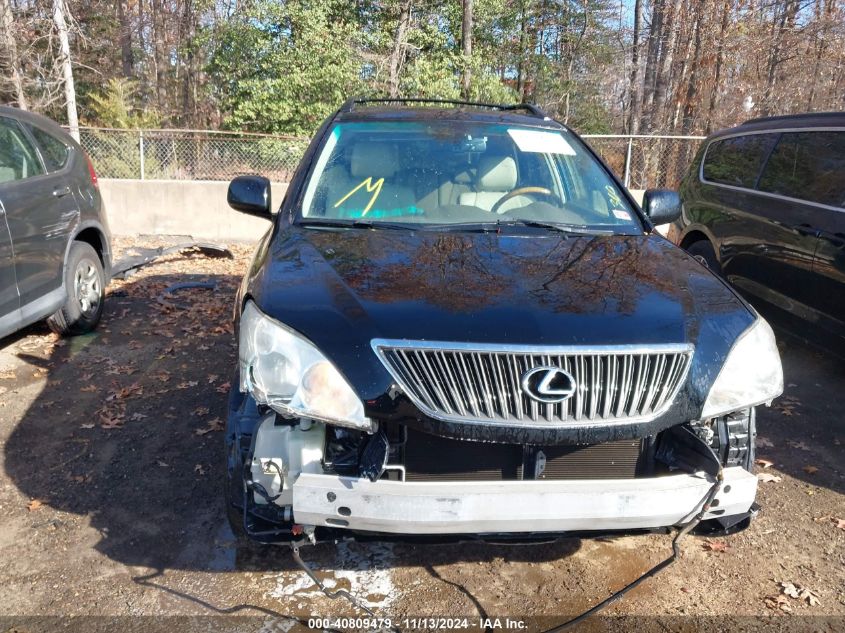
476,155,517,191
350,143,399,178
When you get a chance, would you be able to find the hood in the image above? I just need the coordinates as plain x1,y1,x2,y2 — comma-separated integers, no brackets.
245,227,755,441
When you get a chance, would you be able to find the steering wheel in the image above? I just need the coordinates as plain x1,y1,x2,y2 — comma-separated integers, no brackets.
490,186,560,214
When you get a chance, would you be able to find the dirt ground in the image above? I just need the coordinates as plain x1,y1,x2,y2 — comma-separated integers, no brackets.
0,237,842,633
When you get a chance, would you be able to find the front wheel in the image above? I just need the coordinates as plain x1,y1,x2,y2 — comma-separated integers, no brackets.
47,242,105,336
686,240,722,275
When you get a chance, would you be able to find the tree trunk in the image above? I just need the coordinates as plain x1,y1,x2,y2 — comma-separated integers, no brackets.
681,8,703,135
387,0,412,98
0,0,27,109
516,1,529,101
627,0,642,134
461,0,473,99
706,0,731,133
648,0,680,132
53,0,79,141
116,0,133,77
641,0,665,121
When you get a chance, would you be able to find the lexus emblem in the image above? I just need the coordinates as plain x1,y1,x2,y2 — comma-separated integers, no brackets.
521,366,576,403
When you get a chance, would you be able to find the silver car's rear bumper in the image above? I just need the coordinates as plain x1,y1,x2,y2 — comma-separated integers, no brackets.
291,467,756,534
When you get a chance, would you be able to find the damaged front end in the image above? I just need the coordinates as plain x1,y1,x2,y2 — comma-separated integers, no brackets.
226,300,779,543
226,393,761,543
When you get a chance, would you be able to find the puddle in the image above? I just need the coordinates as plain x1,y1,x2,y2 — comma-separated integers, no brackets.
267,541,400,610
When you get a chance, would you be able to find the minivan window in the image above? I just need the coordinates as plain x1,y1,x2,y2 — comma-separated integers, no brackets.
758,131,845,208
0,116,45,183
26,124,70,172
702,133,778,188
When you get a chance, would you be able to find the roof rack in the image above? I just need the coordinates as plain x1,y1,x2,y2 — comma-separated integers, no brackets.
339,98,549,119
742,111,845,125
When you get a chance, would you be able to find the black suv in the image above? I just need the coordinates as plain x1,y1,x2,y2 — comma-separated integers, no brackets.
669,112,844,343
224,99,782,544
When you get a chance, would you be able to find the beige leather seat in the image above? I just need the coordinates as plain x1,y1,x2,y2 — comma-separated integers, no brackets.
458,155,532,213
325,143,415,216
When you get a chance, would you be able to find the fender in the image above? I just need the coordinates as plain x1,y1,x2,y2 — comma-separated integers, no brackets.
64,220,112,282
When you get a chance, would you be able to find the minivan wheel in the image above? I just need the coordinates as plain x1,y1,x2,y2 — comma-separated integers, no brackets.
686,240,721,275
47,242,105,336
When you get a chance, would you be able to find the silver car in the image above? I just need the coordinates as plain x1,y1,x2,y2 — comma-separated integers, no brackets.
0,106,111,339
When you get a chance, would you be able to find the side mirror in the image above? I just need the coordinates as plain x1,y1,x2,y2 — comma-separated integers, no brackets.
642,189,681,225
227,175,272,219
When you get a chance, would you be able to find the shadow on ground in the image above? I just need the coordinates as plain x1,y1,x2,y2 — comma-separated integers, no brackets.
2,272,584,579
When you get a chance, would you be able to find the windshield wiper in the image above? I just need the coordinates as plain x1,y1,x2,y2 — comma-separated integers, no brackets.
297,219,416,230
496,219,616,235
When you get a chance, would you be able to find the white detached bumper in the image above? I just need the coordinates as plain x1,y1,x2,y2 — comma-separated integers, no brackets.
291,467,757,534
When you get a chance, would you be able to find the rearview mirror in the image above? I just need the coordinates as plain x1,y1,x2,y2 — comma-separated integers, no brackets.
642,189,681,225
227,175,272,219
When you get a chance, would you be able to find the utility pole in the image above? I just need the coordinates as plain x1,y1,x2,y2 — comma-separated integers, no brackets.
52,0,79,141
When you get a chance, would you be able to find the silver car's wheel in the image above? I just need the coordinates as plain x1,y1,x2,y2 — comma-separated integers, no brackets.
74,260,101,317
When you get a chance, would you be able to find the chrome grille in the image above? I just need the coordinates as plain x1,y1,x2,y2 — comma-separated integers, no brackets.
372,340,693,428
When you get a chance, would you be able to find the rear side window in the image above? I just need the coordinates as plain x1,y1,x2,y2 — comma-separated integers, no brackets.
0,116,45,183
25,124,70,172
758,131,845,208
702,133,778,188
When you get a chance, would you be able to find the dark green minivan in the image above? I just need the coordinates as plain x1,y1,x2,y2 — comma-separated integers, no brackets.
670,112,845,344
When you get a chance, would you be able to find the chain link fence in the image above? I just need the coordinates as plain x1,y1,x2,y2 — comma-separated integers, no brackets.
77,127,705,190
77,127,310,182
583,134,706,190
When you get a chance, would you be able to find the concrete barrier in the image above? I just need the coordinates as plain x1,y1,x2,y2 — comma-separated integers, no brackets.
99,179,286,241
98,180,666,241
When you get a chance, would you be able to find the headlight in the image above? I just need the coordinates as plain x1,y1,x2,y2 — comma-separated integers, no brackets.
701,316,783,419
238,301,372,431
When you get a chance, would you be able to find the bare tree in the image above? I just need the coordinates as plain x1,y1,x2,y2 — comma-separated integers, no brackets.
52,0,79,140
0,0,27,109
387,1,413,98
461,0,473,98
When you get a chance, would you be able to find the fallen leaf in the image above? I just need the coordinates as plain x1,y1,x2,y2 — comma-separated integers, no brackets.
802,465,819,475
195,418,224,436
756,436,775,448
194,463,206,475
764,595,792,612
755,458,774,469
837,518,845,530
156,460,169,468
799,588,821,607
757,473,782,483
27,499,43,512
787,440,811,451
780,582,801,599
79,423,95,429
215,381,231,393
129,412,148,421
192,406,210,416
703,540,729,553
80,384,98,393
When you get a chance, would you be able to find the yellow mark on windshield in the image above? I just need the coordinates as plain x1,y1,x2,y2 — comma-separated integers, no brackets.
605,185,623,208
334,177,384,216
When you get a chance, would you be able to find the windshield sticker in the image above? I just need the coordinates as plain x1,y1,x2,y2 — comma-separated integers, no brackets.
612,209,631,220
605,185,623,208
334,177,384,215
507,129,576,155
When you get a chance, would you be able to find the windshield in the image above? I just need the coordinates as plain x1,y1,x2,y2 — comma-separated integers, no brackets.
299,121,641,233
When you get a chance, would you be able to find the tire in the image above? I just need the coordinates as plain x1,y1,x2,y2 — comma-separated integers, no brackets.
686,240,722,275
47,241,105,336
